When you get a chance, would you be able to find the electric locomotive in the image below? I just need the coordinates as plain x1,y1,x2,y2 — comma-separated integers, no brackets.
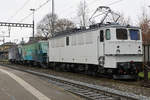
48,6,143,79
48,23,143,79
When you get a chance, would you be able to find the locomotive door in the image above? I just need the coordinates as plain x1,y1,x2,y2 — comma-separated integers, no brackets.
98,30,105,66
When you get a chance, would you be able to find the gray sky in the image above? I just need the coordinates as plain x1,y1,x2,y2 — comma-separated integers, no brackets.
0,0,149,44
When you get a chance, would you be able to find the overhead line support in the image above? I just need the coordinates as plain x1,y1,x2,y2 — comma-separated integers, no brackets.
0,22,33,28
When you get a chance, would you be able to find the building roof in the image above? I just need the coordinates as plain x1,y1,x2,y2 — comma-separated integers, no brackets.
1,42,16,46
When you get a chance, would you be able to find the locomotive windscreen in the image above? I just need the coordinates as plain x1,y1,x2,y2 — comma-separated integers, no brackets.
116,29,128,40
129,29,140,40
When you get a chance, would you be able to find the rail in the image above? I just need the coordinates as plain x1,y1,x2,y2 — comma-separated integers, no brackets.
0,64,149,100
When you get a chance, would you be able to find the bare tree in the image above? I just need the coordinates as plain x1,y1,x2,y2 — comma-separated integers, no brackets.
36,13,75,38
56,18,75,32
138,8,150,43
36,13,58,38
117,13,131,25
77,0,89,27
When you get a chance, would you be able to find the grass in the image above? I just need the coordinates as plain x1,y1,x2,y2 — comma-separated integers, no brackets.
138,72,150,80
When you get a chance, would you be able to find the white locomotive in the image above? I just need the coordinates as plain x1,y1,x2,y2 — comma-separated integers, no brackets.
48,23,143,79
48,7,143,79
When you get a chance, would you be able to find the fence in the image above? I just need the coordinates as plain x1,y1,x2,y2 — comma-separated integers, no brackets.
143,44,150,86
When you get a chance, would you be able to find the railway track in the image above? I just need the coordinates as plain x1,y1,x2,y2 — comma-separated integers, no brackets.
3,63,142,87
0,64,149,100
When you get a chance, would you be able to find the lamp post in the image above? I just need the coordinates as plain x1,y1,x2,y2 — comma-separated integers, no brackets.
52,0,55,34
148,6,150,15
30,9,35,38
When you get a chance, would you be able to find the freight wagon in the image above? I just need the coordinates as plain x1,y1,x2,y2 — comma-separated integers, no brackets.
22,41,48,67
8,45,20,63
8,41,49,68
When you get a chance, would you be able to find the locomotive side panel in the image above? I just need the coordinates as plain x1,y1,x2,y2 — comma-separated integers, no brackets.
49,30,100,65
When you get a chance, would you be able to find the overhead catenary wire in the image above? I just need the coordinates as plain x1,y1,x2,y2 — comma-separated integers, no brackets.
54,0,97,20
57,0,104,25
20,0,124,23
8,0,32,22
59,0,91,20
19,0,51,22
44,0,103,22
89,0,124,14
107,0,124,6
35,0,51,11
19,13,33,22
87,0,102,8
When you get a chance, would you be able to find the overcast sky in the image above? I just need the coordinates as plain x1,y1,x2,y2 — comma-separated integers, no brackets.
0,0,149,44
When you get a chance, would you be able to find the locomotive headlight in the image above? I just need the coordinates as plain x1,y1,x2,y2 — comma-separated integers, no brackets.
138,50,141,54
116,49,120,54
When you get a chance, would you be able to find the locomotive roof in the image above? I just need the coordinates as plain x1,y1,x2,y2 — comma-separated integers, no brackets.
51,23,140,39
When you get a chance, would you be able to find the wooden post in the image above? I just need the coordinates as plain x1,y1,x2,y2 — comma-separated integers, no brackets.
144,67,148,82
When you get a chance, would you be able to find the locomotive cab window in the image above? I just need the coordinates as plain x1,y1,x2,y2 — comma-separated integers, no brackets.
129,29,140,40
105,29,111,40
66,36,69,46
100,30,104,42
116,29,128,40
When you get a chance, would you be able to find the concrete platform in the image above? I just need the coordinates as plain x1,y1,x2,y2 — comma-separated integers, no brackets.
0,66,83,100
